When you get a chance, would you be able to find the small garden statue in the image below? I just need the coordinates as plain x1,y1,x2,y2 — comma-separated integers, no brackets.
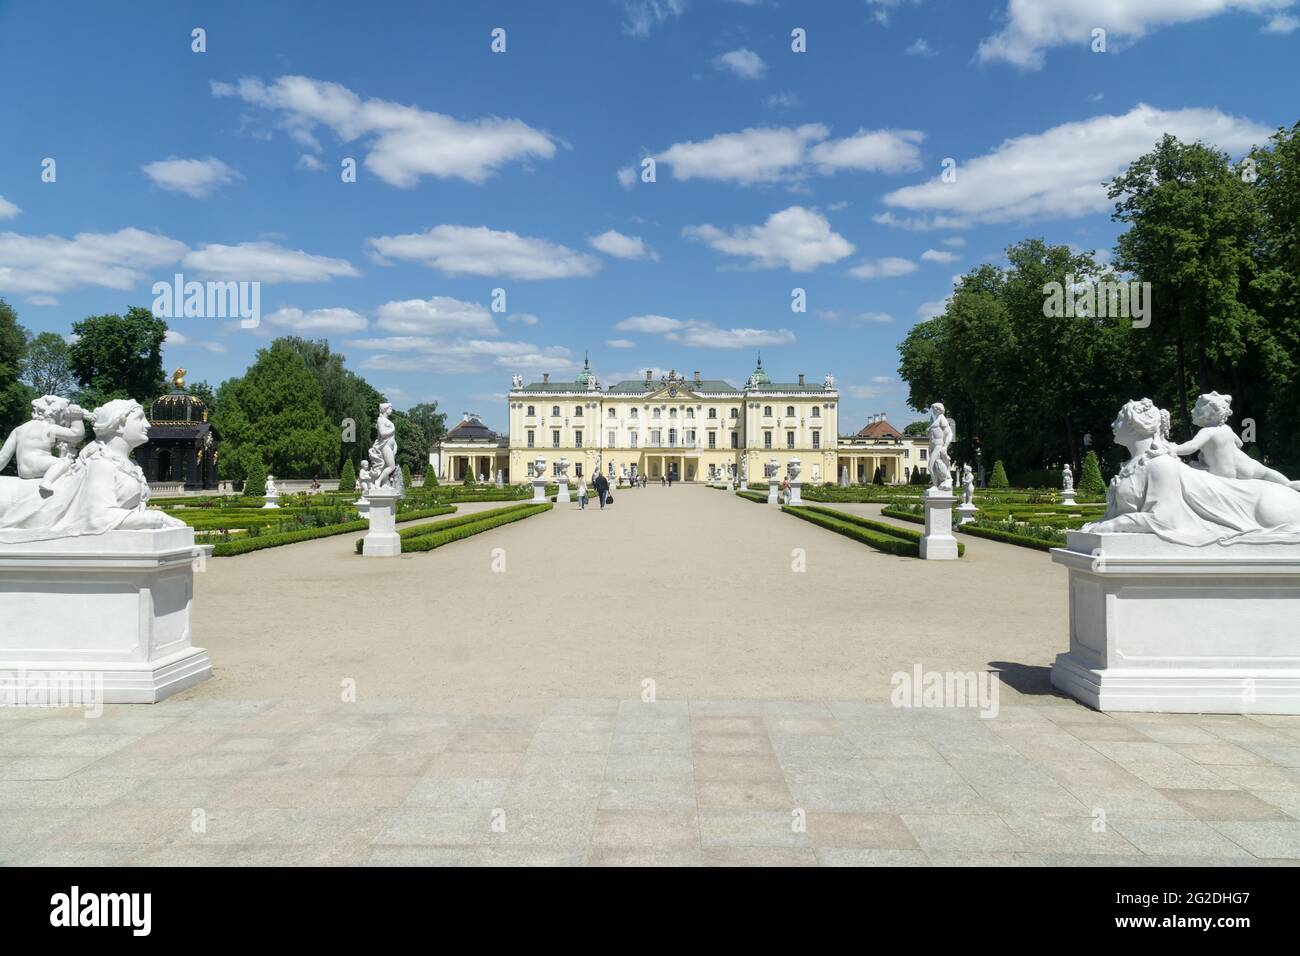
1169,391,1300,490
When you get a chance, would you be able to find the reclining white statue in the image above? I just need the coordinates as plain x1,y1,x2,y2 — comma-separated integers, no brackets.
1081,397,1300,547
0,398,185,542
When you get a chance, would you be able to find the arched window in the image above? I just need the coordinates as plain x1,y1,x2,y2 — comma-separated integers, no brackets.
730,408,738,419
708,408,717,419
574,406,583,417
686,407,694,419
669,408,677,419
526,405,535,416
551,406,560,417
607,408,616,418
653,407,661,419
764,406,772,417
811,406,821,418
786,406,795,418
630,407,639,419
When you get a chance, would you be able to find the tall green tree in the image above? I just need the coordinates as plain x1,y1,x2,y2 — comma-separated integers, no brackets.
279,337,382,475
0,299,31,439
213,340,337,480
391,409,428,475
22,330,75,396
406,401,447,451
68,307,167,406
1108,135,1262,439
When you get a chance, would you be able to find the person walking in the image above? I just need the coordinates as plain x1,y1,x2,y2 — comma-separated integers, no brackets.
780,474,791,504
577,475,588,510
594,470,609,510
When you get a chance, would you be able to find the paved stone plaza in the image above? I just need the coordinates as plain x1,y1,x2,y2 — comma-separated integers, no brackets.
4,487,1300,866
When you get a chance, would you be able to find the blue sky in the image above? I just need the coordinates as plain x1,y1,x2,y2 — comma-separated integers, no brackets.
1,0,1296,432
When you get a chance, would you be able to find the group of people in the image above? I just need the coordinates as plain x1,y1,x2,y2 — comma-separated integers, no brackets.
576,470,612,510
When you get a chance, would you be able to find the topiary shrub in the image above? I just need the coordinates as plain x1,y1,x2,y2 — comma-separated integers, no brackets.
1079,450,1106,497
243,458,267,497
909,466,928,485
989,460,1010,488
339,458,356,493
401,464,413,491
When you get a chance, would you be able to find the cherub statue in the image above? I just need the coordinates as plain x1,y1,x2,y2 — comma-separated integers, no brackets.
0,395,94,495
1062,463,1074,494
357,461,372,495
1168,392,1300,490
962,462,975,505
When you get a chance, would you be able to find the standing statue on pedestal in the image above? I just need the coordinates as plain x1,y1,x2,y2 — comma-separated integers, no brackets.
1169,391,1300,490
1061,464,1074,496
0,399,186,541
369,402,398,491
0,395,95,495
962,463,975,506
926,403,955,496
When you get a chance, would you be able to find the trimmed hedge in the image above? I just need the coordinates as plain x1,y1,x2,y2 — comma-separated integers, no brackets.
882,504,1063,551
355,502,551,554
736,490,768,503
782,505,922,557
212,504,456,556
881,506,924,525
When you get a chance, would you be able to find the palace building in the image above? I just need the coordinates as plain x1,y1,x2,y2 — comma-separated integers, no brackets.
431,357,928,485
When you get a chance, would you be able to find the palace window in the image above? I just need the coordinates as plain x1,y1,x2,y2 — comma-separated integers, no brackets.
653,408,661,419
920,449,927,461
764,432,772,449
686,408,694,419
575,463,582,477
708,408,717,419
669,408,677,419
686,429,695,445
812,406,821,418
630,407,639,419
575,431,583,448
786,431,795,449
608,430,616,446
786,406,795,418
730,408,738,419
651,429,661,446
763,406,773,417
669,428,678,447
731,433,738,448
708,432,716,449
630,433,638,448
608,408,616,418
552,430,561,448
812,431,820,449
551,406,560,417
526,405,535,416
527,429,535,448
575,406,583,417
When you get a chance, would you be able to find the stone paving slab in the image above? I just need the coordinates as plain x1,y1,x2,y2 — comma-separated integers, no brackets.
4,697,1300,866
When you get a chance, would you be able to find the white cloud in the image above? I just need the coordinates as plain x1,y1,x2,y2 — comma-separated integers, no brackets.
296,154,325,171
921,248,959,263
916,297,949,320
351,337,576,375
25,295,57,306
654,124,924,184
872,211,973,231
713,48,767,79
1265,12,1300,30
905,39,936,56
615,314,683,333
880,104,1271,226
506,312,539,326
807,128,924,174
979,0,1296,69
589,229,659,261
606,338,638,349
0,227,188,295
264,306,368,333
212,75,556,186
868,0,924,25
665,325,795,349
623,0,687,36
684,206,854,272
617,165,638,189
366,225,600,279
0,196,20,220
847,256,917,280
374,296,496,335
941,236,967,247
165,328,226,352
764,92,801,110
184,241,359,283
819,310,895,323
141,157,239,198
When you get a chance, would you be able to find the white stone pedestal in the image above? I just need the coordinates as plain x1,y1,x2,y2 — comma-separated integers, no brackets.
788,480,803,505
1050,531,1300,714
262,494,279,509
920,494,959,560
354,497,370,518
0,528,212,704
531,478,548,503
1062,494,1077,507
557,479,571,503
361,490,401,557
956,502,979,526
725,478,734,492
766,484,777,504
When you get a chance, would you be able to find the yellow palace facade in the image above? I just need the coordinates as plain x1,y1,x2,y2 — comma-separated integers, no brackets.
465,357,929,486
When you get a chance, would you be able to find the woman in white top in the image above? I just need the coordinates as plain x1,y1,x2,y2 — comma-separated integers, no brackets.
577,477,589,510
